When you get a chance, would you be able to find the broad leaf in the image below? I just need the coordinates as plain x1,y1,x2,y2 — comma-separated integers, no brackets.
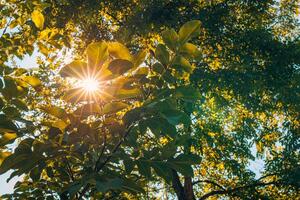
59,60,88,79
160,109,191,126
86,41,108,68
178,20,201,44
40,106,67,120
108,42,132,60
162,28,179,51
31,10,44,30
155,44,169,66
21,76,42,88
108,59,134,75
102,102,128,115
173,56,193,73
179,43,202,59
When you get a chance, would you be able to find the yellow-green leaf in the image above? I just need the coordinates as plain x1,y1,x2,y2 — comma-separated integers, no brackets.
59,60,88,79
108,42,132,60
102,102,129,115
31,10,45,30
0,151,11,166
114,88,142,99
133,50,147,67
179,43,202,59
162,28,179,51
22,76,42,88
173,56,193,73
40,106,67,120
0,132,17,146
86,41,108,68
178,20,201,44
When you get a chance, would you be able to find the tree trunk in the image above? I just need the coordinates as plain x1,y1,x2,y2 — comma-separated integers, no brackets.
171,170,196,200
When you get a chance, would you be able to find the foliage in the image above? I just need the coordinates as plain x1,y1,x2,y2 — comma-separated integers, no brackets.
0,0,300,200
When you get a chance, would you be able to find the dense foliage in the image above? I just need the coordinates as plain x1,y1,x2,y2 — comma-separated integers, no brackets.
0,0,299,199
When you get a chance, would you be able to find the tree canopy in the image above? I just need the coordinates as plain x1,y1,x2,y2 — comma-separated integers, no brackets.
0,0,299,199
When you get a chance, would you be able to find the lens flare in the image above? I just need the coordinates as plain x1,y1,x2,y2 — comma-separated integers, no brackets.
80,78,99,92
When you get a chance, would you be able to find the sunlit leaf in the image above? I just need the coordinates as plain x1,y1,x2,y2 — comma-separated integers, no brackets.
86,41,108,68
59,60,88,79
178,20,201,44
133,49,147,67
173,56,193,73
0,132,17,146
0,151,11,166
179,43,202,59
102,102,129,115
162,28,179,51
31,10,44,30
21,76,42,88
40,106,67,120
108,42,132,60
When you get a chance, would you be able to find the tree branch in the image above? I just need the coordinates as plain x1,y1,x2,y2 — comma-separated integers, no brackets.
171,169,185,200
193,179,225,190
78,124,135,199
199,181,280,200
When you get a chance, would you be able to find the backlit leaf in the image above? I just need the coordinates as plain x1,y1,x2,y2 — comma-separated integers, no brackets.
108,59,134,75
178,20,201,44
31,10,44,30
86,41,108,68
108,42,132,60
162,28,179,51
59,60,88,79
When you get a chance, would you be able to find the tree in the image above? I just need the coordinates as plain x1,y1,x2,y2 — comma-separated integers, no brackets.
0,0,299,199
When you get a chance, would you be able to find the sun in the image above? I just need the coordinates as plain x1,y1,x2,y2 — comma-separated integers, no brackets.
80,77,100,92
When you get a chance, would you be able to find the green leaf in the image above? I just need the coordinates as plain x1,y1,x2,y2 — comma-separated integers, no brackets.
108,59,134,75
124,159,135,174
114,87,142,99
96,178,123,192
179,43,202,59
2,106,20,118
121,179,145,193
0,115,18,133
108,42,132,60
152,162,172,182
162,28,179,51
59,60,88,79
155,44,169,66
160,109,191,126
173,56,193,73
48,127,61,139
168,162,194,177
173,154,202,165
86,41,108,68
174,86,201,100
137,160,151,178
178,20,201,44
152,62,164,74
31,10,44,30
133,49,147,67
0,153,29,174
102,102,129,115
11,99,28,111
